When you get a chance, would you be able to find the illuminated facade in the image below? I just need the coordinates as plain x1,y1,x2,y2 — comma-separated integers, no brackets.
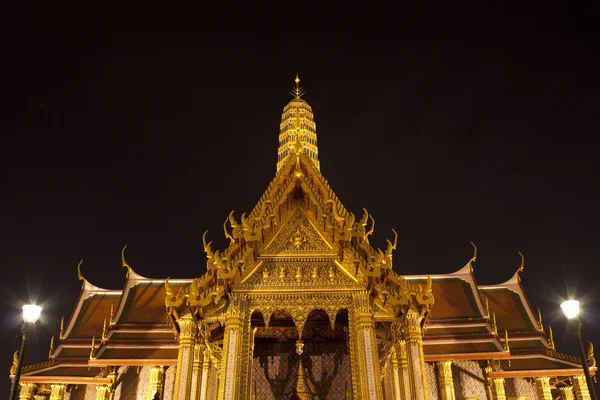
11,78,596,400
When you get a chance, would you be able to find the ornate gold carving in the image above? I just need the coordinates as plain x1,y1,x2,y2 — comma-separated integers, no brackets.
121,245,131,278
437,361,456,400
19,383,36,400
77,259,84,282
548,325,556,350
10,350,18,375
537,308,545,334
572,375,592,400
49,383,66,400
535,376,552,400
48,335,54,359
263,208,333,255
89,336,95,360
559,385,575,400
588,342,596,367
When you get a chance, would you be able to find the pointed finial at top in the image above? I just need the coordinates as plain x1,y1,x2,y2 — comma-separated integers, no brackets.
122,245,131,278
516,250,525,282
469,241,477,266
291,73,305,99
77,259,85,282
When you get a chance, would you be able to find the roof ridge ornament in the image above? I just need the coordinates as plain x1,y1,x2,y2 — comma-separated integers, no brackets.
122,245,131,278
516,250,525,282
77,259,85,282
548,325,556,349
469,242,477,266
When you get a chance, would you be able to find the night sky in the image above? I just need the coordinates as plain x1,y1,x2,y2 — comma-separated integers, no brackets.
4,3,600,395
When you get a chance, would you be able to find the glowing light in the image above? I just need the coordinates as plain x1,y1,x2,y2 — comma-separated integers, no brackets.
560,299,580,320
22,304,42,324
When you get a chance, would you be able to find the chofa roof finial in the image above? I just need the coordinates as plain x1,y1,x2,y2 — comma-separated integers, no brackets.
122,245,131,278
77,259,85,282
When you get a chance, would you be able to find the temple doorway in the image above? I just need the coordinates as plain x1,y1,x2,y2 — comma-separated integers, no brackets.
250,308,352,399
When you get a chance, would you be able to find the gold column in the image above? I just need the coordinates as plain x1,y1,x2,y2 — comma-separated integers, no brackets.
559,385,575,400
397,340,411,400
189,344,203,400
173,311,198,400
535,376,552,400
217,295,246,400
350,292,383,400
490,378,506,400
390,347,402,400
405,311,429,400
95,385,110,400
572,375,591,400
19,383,36,400
199,352,210,400
49,384,66,400
436,361,456,400
148,366,165,400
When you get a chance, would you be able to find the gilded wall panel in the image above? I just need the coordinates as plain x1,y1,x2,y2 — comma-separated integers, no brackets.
426,362,440,400
505,378,539,400
381,359,393,400
452,360,487,400
163,366,176,400
206,365,219,400
114,366,143,400
135,366,151,400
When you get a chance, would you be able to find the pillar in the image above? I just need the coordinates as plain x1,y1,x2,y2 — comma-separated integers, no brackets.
49,384,66,400
189,344,203,400
148,366,165,400
173,311,197,400
490,378,506,400
437,361,456,400
95,385,110,400
396,340,412,400
405,311,429,400
217,295,248,400
390,347,402,400
572,375,591,400
535,376,552,400
19,383,36,400
199,352,210,400
559,385,575,400
349,292,383,399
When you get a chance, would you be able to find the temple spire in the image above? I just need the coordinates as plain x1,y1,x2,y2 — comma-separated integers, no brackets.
292,73,304,99
277,75,320,172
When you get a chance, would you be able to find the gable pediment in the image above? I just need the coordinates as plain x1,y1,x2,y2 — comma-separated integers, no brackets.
262,206,336,256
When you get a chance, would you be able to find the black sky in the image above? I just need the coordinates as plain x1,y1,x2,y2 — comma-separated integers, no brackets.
3,2,600,395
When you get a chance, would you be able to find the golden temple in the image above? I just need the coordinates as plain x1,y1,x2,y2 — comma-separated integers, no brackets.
10,77,596,400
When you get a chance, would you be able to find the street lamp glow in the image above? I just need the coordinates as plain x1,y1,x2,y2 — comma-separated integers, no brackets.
560,299,580,320
22,304,42,324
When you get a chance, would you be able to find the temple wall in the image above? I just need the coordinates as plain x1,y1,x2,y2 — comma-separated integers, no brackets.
505,378,539,400
206,364,219,400
67,384,95,400
163,366,176,400
110,365,150,400
426,362,440,400
252,341,351,399
452,360,487,400
381,361,393,400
